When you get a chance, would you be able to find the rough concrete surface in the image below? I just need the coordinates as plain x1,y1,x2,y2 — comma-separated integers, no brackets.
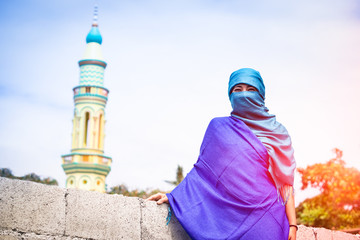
0,229,88,240
1,177,360,240
297,225,315,240
65,188,141,239
0,177,66,236
314,227,333,240
140,200,190,240
333,230,360,240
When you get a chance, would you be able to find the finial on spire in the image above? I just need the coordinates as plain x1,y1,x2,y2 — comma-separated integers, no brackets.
86,3,102,44
92,4,99,27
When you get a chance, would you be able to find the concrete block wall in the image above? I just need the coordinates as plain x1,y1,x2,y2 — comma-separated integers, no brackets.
0,177,359,240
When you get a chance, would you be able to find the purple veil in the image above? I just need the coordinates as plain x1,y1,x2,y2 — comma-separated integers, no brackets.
167,117,290,239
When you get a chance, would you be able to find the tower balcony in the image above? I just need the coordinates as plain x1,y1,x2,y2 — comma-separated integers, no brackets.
61,153,111,177
61,152,112,168
73,85,109,105
70,147,104,155
61,162,111,177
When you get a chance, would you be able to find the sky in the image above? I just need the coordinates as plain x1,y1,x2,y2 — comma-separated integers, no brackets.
1,0,360,205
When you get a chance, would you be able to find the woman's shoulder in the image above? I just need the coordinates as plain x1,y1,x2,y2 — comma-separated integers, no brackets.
209,116,231,124
207,116,237,128
207,116,249,134
210,116,246,124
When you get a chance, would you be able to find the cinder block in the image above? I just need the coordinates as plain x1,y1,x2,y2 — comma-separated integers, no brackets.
314,227,332,240
140,200,190,240
0,229,88,240
0,229,20,240
332,230,359,240
0,177,66,235
297,225,315,240
65,189,141,239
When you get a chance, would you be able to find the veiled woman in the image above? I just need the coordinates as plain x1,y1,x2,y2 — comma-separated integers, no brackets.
148,68,297,240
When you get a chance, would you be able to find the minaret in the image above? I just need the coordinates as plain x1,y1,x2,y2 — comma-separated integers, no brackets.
61,6,112,193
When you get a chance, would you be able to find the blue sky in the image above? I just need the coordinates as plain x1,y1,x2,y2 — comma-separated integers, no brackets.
1,0,360,205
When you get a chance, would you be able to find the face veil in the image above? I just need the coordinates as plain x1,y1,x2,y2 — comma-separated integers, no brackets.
230,91,268,120
229,68,296,204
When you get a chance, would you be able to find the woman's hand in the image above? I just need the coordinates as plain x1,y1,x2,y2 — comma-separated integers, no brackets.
147,193,169,205
288,226,297,240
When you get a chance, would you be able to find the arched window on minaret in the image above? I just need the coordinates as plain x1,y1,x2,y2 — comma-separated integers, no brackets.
84,112,90,147
98,114,103,149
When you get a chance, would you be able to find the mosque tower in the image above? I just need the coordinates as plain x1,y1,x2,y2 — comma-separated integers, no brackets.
61,6,112,193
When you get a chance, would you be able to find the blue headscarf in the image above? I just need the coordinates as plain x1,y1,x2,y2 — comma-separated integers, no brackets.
229,68,296,203
228,68,265,100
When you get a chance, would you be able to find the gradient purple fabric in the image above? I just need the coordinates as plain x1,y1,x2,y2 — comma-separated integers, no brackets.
167,116,289,240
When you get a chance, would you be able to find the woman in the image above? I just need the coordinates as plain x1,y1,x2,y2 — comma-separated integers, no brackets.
148,68,297,240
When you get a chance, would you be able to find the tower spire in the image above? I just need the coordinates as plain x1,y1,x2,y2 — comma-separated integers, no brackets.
92,4,99,27
86,4,102,45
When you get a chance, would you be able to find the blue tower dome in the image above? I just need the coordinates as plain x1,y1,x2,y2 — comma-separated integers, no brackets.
86,25,102,44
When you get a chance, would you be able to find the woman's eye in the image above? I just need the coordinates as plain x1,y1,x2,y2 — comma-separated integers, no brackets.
248,88,257,91
233,87,242,92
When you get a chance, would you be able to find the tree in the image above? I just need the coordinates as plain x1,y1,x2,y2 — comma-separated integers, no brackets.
296,148,360,229
165,165,184,186
23,173,41,182
107,183,162,199
0,168,58,186
108,165,185,198
40,177,59,186
0,168,14,178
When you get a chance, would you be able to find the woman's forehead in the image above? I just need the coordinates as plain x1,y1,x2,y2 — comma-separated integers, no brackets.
233,83,257,89
234,83,252,87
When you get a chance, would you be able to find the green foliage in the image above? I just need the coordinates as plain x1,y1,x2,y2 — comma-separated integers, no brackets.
108,164,185,198
296,149,360,229
0,168,58,186
0,168,14,178
107,183,162,199
23,173,41,182
165,165,184,186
